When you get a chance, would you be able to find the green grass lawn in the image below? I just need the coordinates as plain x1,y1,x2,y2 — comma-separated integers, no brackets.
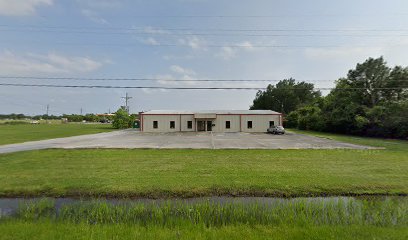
0,131,407,198
1,222,406,240
0,123,114,145
287,128,408,150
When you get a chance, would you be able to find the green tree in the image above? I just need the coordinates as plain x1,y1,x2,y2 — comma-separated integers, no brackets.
112,108,134,129
250,78,321,114
317,57,407,137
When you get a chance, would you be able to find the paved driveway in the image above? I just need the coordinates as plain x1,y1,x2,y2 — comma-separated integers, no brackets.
0,130,377,154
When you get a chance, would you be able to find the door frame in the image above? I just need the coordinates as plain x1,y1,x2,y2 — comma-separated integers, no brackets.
195,119,213,132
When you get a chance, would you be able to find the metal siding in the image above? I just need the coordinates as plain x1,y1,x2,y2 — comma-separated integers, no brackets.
180,115,195,132
142,113,281,133
214,115,240,132
241,115,281,133
142,115,181,132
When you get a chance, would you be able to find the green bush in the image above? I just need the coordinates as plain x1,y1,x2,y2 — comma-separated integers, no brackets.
112,108,134,129
285,111,299,128
2,121,30,125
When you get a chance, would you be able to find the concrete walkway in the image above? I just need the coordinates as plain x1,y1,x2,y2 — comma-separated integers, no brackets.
0,130,377,154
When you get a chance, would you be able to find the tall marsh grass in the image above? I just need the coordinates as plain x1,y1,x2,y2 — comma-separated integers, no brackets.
8,197,408,227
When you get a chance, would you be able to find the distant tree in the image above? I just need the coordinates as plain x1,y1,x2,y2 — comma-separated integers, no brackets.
62,114,84,122
112,108,134,129
250,78,321,114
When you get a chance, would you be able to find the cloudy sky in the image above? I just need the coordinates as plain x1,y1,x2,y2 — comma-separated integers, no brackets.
1,0,408,115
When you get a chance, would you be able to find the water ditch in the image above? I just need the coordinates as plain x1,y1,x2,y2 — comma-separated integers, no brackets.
0,196,407,226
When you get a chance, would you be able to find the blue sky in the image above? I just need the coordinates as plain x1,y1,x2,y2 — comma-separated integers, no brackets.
1,0,408,115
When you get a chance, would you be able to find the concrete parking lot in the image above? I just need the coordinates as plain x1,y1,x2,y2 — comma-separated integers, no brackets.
0,130,377,154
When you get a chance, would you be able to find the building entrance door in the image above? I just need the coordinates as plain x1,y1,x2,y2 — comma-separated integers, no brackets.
196,120,213,131
197,121,206,131
206,121,213,131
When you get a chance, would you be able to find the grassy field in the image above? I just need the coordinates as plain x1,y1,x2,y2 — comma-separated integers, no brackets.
2,222,406,240
0,131,407,198
0,123,114,145
287,128,408,150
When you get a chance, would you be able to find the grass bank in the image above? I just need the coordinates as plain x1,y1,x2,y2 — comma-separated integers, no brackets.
1,197,407,240
2,222,405,240
10,197,407,226
0,123,114,145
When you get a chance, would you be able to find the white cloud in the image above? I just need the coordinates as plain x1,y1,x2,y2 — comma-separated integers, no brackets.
0,50,107,75
215,41,255,60
239,41,254,50
81,9,108,24
76,0,122,24
76,0,121,9
216,46,237,60
170,65,196,75
0,0,53,16
304,46,384,60
142,37,160,46
153,65,200,86
178,36,207,50
143,26,169,35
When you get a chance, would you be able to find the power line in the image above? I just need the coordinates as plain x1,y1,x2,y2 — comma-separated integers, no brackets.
1,76,408,82
0,83,406,91
5,13,408,19
2,40,406,48
2,24,408,33
2,28,408,37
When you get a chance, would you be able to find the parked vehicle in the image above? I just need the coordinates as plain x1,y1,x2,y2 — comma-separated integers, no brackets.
267,126,285,134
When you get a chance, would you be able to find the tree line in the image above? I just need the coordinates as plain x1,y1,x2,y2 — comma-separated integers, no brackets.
0,113,113,123
250,57,408,139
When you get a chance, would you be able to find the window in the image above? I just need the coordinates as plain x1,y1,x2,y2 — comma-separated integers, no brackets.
187,121,193,129
247,121,253,129
153,121,158,129
225,121,231,129
170,121,175,129
269,121,275,128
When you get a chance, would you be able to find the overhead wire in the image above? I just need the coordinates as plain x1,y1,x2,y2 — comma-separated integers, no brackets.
0,83,406,91
1,76,408,82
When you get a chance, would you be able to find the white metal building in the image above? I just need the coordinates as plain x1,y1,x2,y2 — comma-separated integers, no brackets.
140,110,282,133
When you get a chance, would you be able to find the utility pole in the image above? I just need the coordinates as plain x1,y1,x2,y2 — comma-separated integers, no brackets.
46,104,50,123
121,92,132,114
281,102,284,114
80,108,83,115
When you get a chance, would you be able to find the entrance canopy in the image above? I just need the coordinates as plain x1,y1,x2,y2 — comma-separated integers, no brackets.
194,113,216,119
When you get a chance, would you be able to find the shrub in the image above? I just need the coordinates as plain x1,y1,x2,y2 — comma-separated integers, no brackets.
112,108,134,129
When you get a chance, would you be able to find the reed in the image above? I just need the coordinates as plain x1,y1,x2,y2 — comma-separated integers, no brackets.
7,197,407,227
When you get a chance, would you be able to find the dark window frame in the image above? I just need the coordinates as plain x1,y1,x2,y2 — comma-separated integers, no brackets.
170,121,176,129
247,121,253,129
226,121,231,129
187,121,193,129
153,121,158,129
269,121,275,128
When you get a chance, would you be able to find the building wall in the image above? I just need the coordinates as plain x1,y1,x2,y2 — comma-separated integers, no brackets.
141,114,281,133
240,115,281,133
180,115,195,132
142,114,182,132
213,115,240,132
